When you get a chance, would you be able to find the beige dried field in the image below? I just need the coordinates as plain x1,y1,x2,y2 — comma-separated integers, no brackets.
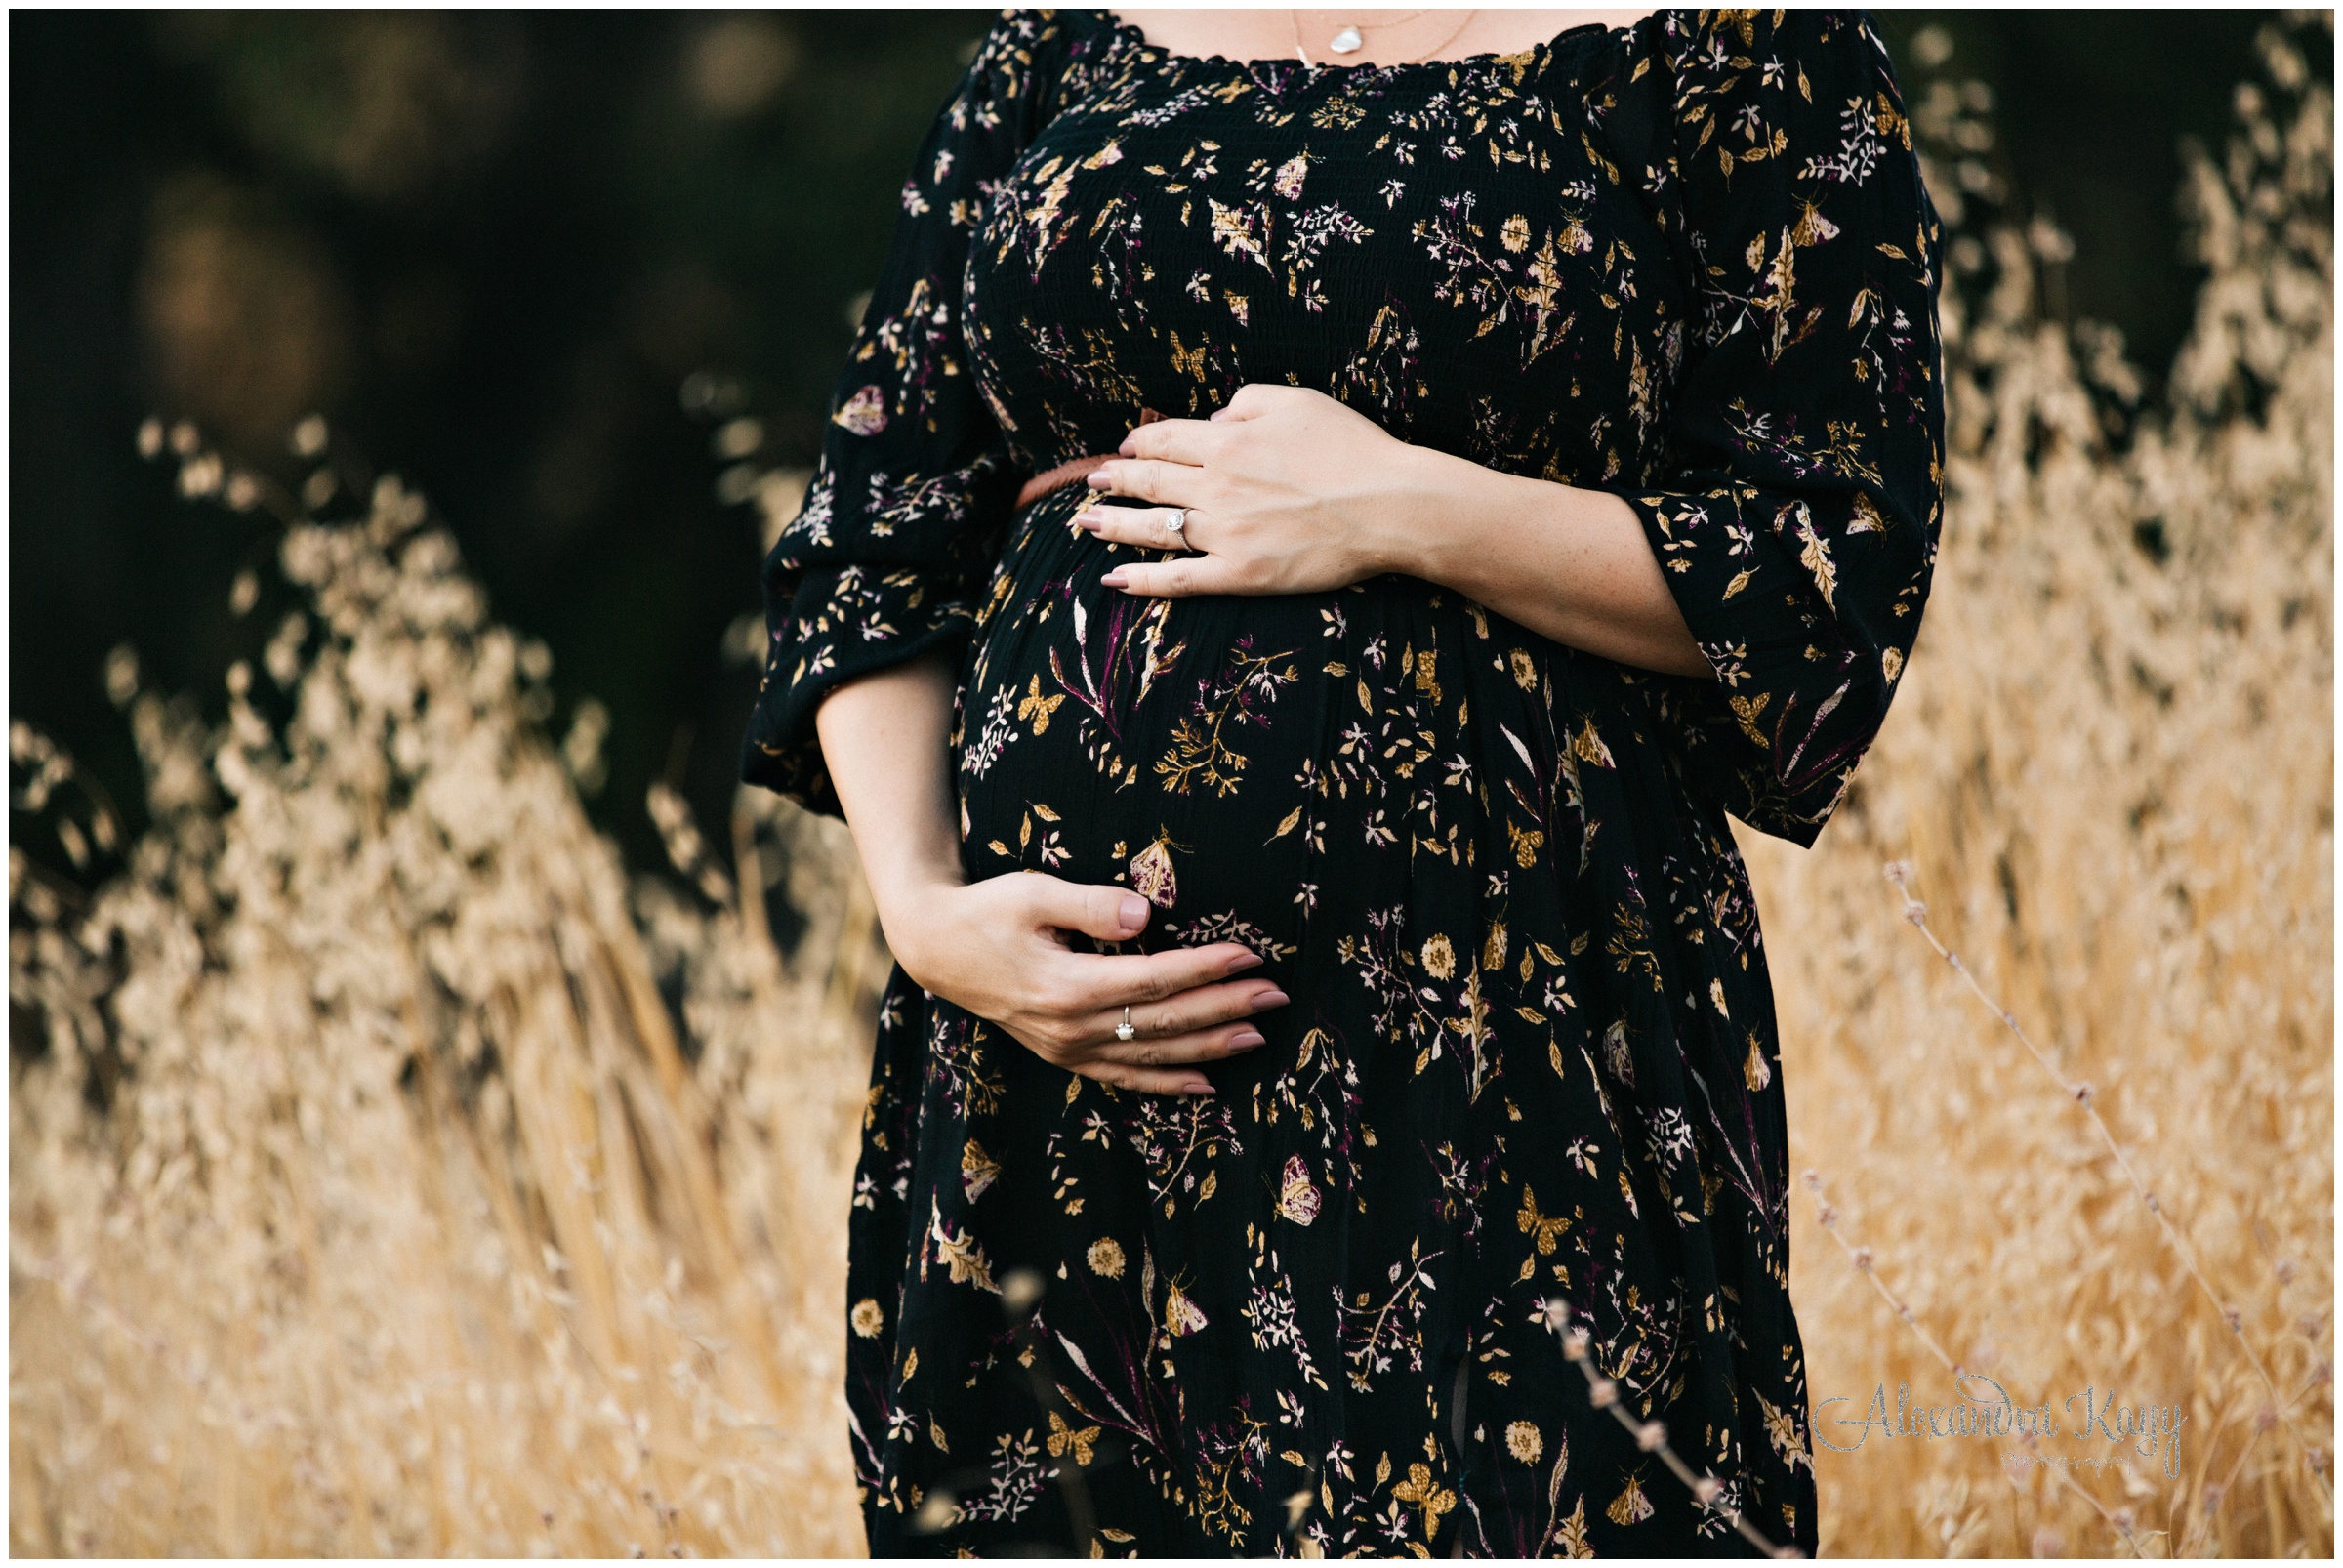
10,28,2331,1559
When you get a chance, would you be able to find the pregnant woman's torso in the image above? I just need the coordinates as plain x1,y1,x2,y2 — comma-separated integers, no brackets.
947,16,1695,960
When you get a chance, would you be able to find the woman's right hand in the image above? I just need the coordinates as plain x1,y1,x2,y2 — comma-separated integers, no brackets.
813,652,1280,1096
881,870,1286,1097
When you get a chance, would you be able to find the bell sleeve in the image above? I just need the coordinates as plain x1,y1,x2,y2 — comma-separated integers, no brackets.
739,10,1072,816
1602,11,1947,848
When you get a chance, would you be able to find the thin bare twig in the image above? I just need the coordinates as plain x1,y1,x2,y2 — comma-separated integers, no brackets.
1538,1299,1801,1558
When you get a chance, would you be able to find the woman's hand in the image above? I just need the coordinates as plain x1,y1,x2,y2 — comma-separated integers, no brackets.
1073,381,1716,678
1074,383,1436,598
815,654,1285,1098
882,870,1285,1098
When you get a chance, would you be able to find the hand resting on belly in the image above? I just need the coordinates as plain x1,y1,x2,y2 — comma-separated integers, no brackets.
814,651,1287,1096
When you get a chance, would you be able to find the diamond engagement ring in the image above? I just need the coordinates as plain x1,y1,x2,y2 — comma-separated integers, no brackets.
1164,509,1186,538
1115,1006,1136,1042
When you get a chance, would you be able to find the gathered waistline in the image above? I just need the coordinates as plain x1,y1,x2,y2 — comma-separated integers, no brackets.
1013,406,1166,512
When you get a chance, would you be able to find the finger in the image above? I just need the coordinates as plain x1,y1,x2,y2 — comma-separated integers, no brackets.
1075,504,1200,553
1075,1060,1218,1097
1119,417,1219,465
1090,1020,1270,1069
1054,942,1266,1007
1085,457,1205,509
1088,977,1288,1044
1100,556,1244,598
1019,876,1152,943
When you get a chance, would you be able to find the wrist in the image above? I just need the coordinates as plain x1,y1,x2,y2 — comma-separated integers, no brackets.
1369,442,1519,582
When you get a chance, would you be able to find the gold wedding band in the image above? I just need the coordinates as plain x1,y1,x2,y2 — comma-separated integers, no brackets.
1115,1006,1136,1043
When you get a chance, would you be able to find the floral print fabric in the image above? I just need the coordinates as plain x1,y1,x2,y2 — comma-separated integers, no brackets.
743,9,1943,1556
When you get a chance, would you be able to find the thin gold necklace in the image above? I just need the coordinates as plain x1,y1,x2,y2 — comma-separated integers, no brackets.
1288,9,1479,66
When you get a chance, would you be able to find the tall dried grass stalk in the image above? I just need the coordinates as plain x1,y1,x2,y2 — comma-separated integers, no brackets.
8,24,2332,1558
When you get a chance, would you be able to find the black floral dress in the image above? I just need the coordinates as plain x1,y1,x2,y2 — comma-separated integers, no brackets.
742,9,1943,1557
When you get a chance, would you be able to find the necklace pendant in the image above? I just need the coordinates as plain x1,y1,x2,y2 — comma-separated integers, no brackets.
1328,24,1363,53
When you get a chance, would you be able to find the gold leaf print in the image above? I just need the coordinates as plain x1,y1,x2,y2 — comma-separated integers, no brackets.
930,1210,999,1293
1508,647,1538,689
1723,567,1754,598
1088,1237,1127,1279
1797,516,1839,608
1508,822,1544,868
1745,1033,1774,1092
850,1298,884,1339
1847,490,1887,531
1606,1473,1653,1526
1270,805,1304,840
1274,151,1310,200
1882,644,1906,682
1482,923,1507,970
1553,1495,1596,1557
1501,214,1532,253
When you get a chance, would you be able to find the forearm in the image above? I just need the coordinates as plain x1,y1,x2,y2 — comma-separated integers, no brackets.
1381,446,1715,679
812,652,967,936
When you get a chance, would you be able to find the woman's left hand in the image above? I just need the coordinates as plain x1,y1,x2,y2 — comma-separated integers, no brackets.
1075,383,1440,597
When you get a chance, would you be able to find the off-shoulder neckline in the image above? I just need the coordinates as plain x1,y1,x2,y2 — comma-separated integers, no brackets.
1083,8,1663,78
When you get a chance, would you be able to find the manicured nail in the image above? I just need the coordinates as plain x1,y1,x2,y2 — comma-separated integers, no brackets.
1074,509,1100,530
1224,951,1264,974
1209,408,1228,421
1251,990,1290,1013
1100,569,1129,589
1185,1082,1216,1097
1117,892,1148,933
1228,1030,1266,1052
1085,469,1112,488
1117,436,1136,456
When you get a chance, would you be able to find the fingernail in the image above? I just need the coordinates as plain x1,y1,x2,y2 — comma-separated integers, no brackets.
1117,436,1136,456
1209,408,1227,421
1074,509,1099,529
1224,951,1264,974
1229,1030,1265,1051
1118,892,1148,933
1185,1082,1216,1097
1085,469,1111,488
1251,990,1290,1013
1100,569,1129,589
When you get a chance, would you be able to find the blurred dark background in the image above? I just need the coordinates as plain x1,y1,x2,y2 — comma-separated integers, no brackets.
8,10,2300,882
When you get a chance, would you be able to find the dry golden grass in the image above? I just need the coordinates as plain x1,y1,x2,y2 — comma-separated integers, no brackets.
9,25,2331,1558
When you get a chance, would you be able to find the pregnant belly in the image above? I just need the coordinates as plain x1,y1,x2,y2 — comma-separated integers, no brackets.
955,493,1568,972
956,496,1339,964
